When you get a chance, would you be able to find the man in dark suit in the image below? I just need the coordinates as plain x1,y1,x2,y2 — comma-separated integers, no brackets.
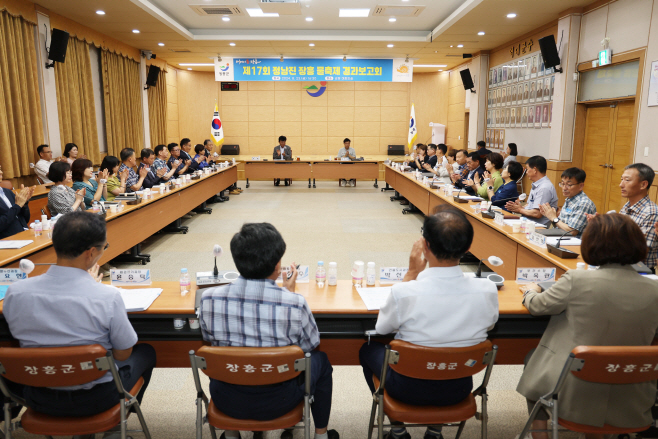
179,138,201,172
273,135,292,186
0,166,33,239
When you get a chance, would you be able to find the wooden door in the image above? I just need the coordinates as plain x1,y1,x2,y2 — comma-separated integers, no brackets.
606,100,635,212
581,105,614,212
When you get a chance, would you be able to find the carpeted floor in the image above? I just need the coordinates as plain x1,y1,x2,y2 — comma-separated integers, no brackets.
6,180,577,439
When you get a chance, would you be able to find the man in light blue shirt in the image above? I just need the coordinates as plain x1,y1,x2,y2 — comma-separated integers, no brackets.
3,211,155,428
506,155,558,226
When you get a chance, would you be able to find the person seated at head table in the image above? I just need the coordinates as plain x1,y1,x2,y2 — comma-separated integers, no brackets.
455,151,485,196
119,148,148,193
505,155,558,226
423,144,449,177
446,149,460,173
360,205,498,439
71,159,107,209
99,156,128,202
0,165,33,240
489,161,523,211
203,139,216,163
198,222,339,439
469,152,504,200
47,161,85,215
138,148,166,189
538,167,596,236
407,144,428,170
62,142,86,165
193,144,211,170
338,137,356,160
503,142,518,167
179,138,202,172
3,211,156,423
517,213,658,439
273,135,293,186
476,140,491,160
35,144,67,183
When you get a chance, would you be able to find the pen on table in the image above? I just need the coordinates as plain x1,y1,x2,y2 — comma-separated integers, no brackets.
286,265,300,279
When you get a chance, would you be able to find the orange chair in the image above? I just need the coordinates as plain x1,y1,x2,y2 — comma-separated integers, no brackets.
189,345,312,439
0,181,12,191
519,345,658,438
0,344,151,439
367,340,497,439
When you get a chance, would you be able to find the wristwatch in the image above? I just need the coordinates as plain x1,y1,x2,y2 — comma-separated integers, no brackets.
488,185,494,191
552,217,560,225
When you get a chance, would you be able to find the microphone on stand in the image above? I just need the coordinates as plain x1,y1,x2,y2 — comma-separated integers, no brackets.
482,193,527,219
19,259,55,277
213,245,222,277
546,229,579,259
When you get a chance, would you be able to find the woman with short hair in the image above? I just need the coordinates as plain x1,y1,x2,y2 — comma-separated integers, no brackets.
71,159,107,209
47,161,85,215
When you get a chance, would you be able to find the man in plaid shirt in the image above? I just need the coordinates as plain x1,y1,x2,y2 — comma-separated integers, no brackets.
199,223,339,439
619,163,658,269
539,167,596,235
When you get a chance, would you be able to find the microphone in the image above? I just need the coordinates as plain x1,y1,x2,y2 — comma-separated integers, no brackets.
19,259,55,277
476,256,504,278
546,229,579,259
453,188,468,203
213,245,222,277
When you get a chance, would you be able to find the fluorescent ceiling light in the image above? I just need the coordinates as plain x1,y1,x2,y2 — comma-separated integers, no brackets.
158,43,165,46
246,8,279,17
96,10,105,15
457,44,464,48
309,43,315,47
229,42,236,46
179,63,214,66
415,64,448,67
132,29,140,33
222,16,230,22
478,31,485,35
438,69,443,71
187,68,192,70
387,44,394,48
339,9,370,17
507,13,517,18
305,17,313,21
389,17,396,22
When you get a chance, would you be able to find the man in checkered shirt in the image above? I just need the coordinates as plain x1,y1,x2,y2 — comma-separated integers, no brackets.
619,163,658,270
199,223,339,439
539,167,596,236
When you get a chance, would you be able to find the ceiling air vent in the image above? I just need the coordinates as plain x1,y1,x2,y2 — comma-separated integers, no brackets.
169,49,192,53
372,5,425,17
189,5,244,16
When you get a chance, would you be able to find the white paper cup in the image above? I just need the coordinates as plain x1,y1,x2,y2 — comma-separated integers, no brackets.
110,205,118,214
173,318,185,330
188,318,200,329
512,223,521,233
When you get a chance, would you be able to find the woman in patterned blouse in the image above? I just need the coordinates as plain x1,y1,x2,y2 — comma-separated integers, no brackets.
71,159,108,209
47,162,85,215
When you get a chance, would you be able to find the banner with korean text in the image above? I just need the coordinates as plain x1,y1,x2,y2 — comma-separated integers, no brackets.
215,57,413,82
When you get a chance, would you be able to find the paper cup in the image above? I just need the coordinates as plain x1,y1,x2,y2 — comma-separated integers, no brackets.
512,223,521,233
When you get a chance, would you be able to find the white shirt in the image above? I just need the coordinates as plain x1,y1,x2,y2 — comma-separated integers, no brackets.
0,189,12,209
434,156,450,177
35,159,53,183
376,266,499,347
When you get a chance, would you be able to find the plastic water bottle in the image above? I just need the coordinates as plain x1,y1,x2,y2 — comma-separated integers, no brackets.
92,201,99,212
33,220,42,237
327,262,338,286
366,262,376,286
316,262,326,287
180,268,191,296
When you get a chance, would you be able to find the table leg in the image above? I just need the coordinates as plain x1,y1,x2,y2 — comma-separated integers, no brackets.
161,218,189,234
246,178,250,188
381,183,394,192
312,178,316,188
112,244,150,265
373,179,378,188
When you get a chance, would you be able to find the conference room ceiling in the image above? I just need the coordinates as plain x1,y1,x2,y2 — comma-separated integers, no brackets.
37,0,595,73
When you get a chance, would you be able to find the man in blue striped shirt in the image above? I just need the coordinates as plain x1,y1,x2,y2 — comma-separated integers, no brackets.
199,223,339,439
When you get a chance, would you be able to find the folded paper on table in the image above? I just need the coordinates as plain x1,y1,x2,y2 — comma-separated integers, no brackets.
0,285,8,301
0,240,33,249
357,287,392,311
545,237,582,246
115,287,163,312
503,219,547,228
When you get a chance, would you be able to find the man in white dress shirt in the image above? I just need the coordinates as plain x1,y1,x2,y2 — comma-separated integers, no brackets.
34,144,66,183
359,205,499,439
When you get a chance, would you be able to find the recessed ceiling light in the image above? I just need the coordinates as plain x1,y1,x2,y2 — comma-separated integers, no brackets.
222,16,230,22
158,43,165,46
339,8,370,17
387,44,394,48
415,64,448,67
187,68,192,70
457,44,464,48
305,17,313,22
179,63,214,66
229,42,236,46
96,10,105,15
309,43,315,47
389,17,396,22
132,29,140,34
246,8,279,17
450,45,453,48
478,31,485,35
507,13,517,18
438,69,443,72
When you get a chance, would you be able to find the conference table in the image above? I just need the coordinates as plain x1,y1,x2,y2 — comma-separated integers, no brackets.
384,165,585,281
0,165,238,275
243,160,381,188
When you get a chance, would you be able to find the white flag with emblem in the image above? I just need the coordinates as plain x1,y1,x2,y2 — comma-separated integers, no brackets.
211,104,224,146
407,103,417,151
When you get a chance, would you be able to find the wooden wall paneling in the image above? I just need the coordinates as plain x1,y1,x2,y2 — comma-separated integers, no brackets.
177,71,218,144
411,73,448,147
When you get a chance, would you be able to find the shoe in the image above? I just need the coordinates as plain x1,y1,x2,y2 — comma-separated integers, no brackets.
284,180,290,186
280,429,294,439
340,179,345,187
327,430,340,439
351,179,356,186
229,189,240,195
183,214,193,219
383,432,409,439
275,179,280,186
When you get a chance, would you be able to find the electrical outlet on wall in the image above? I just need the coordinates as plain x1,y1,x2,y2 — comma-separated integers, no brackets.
645,147,650,157
458,135,461,140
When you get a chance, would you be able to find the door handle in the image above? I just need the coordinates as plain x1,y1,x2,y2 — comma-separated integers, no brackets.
608,164,614,169
599,164,609,168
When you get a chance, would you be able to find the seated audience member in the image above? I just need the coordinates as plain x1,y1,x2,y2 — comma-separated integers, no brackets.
506,155,558,226
449,150,469,185
47,162,85,215
100,156,129,202
360,206,498,439
180,138,201,172
490,161,523,210
408,144,428,170
139,148,166,188
4,211,156,422
153,144,179,182
35,144,66,183
71,159,107,209
425,144,439,169
166,143,192,177
119,148,148,193
203,139,216,163
476,140,491,160
62,142,85,165
339,138,356,186
199,223,339,439
618,163,658,270
455,151,485,195
273,135,292,186
446,149,460,173
0,166,33,239
504,143,518,167
471,152,504,200
193,144,210,170
517,213,658,438
423,144,450,178
539,167,596,236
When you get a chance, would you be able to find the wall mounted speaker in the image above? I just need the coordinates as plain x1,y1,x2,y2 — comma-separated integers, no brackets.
460,68,476,92
46,29,69,68
538,35,563,73
146,65,160,87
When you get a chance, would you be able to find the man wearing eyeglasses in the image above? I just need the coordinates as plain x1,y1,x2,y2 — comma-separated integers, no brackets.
3,212,156,432
538,167,596,235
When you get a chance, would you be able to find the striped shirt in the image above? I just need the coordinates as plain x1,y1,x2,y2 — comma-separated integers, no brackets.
558,191,596,233
199,276,320,353
118,164,141,192
153,158,172,181
621,196,658,268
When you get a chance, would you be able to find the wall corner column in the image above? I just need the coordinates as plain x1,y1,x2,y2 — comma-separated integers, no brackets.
35,11,61,156
468,52,490,148
140,55,151,149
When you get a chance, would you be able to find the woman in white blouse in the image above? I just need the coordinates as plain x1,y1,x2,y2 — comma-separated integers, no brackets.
503,143,518,167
